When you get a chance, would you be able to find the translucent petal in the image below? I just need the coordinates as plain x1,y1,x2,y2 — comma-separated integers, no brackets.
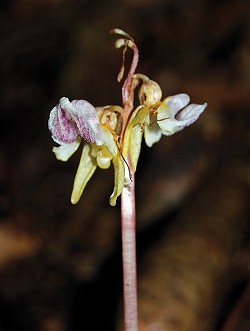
99,125,118,156
67,98,102,144
52,139,81,161
49,97,112,147
157,94,207,136
162,94,190,115
144,120,162,147
109,155,125,206
176,103,207,122
71,143,97,204
48,100,78,144
156,94,190,135
157,116,180,135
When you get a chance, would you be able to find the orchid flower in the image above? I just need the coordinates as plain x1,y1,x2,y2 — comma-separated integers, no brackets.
122,76,207,172
48,97,123,205
144,92,207,147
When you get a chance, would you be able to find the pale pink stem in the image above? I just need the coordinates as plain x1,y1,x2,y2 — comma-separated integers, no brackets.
121,162,138,331
119,34,139,331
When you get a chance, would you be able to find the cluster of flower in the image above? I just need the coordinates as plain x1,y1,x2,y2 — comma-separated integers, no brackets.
48,31,207,206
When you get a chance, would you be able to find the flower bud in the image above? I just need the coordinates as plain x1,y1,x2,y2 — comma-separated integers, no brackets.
138,80,162,105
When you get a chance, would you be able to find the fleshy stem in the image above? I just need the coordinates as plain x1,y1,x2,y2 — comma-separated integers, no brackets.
114,29,139,331
121,166,138,331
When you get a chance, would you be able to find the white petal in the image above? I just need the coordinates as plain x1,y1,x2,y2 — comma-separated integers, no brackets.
163,94,190,116
176,103,207,121
144,121,162,147
52,140,81,161
158,95,207,135
48,98,78,144
156,94,190,134
70,99,118,155
69,99,102,143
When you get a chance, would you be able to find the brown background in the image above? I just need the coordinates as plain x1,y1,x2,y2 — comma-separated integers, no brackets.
0,1,250,330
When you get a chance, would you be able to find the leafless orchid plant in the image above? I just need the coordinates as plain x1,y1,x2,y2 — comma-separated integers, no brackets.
48,29,207,331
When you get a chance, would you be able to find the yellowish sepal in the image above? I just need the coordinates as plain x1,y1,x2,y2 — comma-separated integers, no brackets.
122,105,150,172
122,105,148,157
129,125,143,172
130,105,151,127
109,155,125,206
71,143,97,204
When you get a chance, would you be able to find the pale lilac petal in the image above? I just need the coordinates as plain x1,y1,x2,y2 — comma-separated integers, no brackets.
48,97,104,145
48,98,78,144
176,103,206,122
70,99,103,144
164,93,190,116
173,103,207,131
157,94,207,136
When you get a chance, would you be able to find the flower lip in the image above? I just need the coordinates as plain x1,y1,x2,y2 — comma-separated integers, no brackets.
48,98,79,144
48,97,102,145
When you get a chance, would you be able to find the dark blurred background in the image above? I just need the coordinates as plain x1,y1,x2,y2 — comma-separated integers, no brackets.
0,1,250,331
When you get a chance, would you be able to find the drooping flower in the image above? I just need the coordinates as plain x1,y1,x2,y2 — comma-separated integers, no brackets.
144,93,207,147
48,97,124,206
48,97,117,158
122,77,207,172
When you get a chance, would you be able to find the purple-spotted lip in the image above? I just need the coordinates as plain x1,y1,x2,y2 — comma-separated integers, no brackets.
48,97,101,145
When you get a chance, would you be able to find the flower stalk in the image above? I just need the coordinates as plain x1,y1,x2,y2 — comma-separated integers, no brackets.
117,29,139,330
121,163,138,331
